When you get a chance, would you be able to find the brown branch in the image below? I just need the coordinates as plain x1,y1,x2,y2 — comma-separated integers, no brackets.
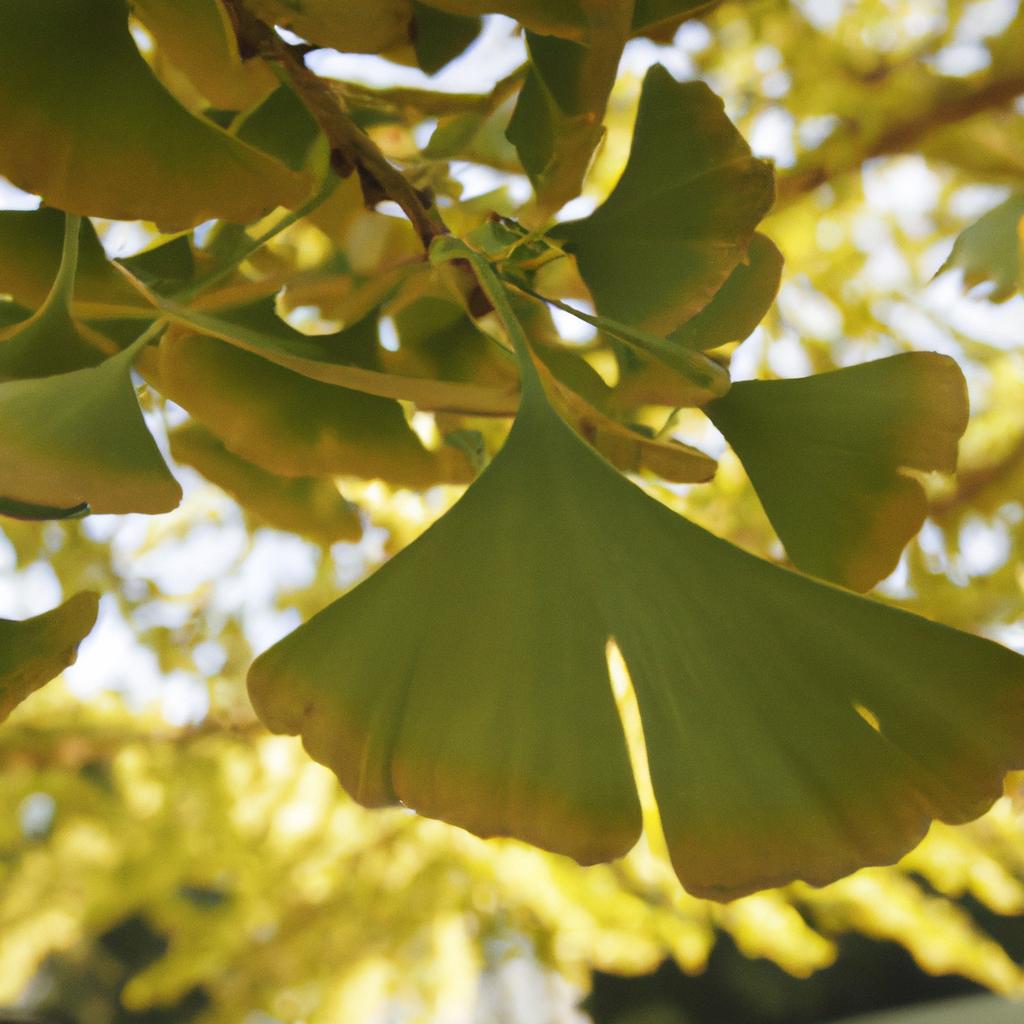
223,0,445,250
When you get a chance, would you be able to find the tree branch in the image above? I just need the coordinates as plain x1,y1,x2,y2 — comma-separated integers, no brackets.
223,0,445,250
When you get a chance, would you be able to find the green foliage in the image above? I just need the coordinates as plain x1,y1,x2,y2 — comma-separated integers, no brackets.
0,593,98,722
2,0,1024,1017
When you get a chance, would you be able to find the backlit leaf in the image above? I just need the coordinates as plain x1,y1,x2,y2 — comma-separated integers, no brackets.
130,0,276,110
707,353,969,592
0,332,182,516
250,353,1024,901
169,422,363,545
0,0,312,230
553,65,775,334
0,592,100,723
939,194,1024,301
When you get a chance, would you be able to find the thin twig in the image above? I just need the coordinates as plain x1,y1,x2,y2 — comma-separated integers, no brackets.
223,0,445,250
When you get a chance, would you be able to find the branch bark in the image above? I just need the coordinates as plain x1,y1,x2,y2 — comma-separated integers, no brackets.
223,0,446,250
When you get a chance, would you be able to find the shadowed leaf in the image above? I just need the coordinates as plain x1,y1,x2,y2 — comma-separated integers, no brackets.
506,20,629,215
411,1,482,74
0,209,148,318
0,592,100,723
670,233,783,350
0,0,312,230
707,353,969,592
157,320,473,487
153,294,522,415
170,422,363,545
249,362,1023,900
246,0,414,52
553,65,775,335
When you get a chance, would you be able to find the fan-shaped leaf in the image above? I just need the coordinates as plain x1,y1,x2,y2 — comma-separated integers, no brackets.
0,332,182,516
553,65,775,334
0,592,100,723
249,359,1024,900
708,353,968,591
0,0,312,230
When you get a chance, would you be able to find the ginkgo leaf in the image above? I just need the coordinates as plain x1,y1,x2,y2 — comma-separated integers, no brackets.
506,19,629,215
670,233,783,350
170,422,362,545
938,194,1024,301
153,294,522,415
249,351,1024,901
632,0,720,32
156,324,473,488
0,331,182,516
131,0,276,110
552,65,775,335
411,1,482,74
0,0,312,230
0,303,113,380
707,353,969,592
0,209,148,318
0,592,100,723
245,0,413,53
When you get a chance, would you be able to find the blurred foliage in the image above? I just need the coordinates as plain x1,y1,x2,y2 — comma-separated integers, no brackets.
2,0,1024,1019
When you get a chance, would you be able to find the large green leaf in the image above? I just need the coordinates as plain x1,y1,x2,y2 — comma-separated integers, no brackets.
0,0,312,230
552,66,775,335
708,353,968,592
249,349,1024,900
939,194,1024,301
170,423,362,545
157,317,473,488
0,330,182,516
0,592,100,723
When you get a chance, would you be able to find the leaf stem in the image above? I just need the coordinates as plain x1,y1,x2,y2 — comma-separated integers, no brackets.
34,213,82,323
432,238,543,400
503,278,731,397
172,176,337,305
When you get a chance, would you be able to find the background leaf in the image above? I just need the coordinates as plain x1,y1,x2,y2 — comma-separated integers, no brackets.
0,592,99,723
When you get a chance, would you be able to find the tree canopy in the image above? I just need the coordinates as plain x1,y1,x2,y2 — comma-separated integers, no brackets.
2,0,1024,1020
